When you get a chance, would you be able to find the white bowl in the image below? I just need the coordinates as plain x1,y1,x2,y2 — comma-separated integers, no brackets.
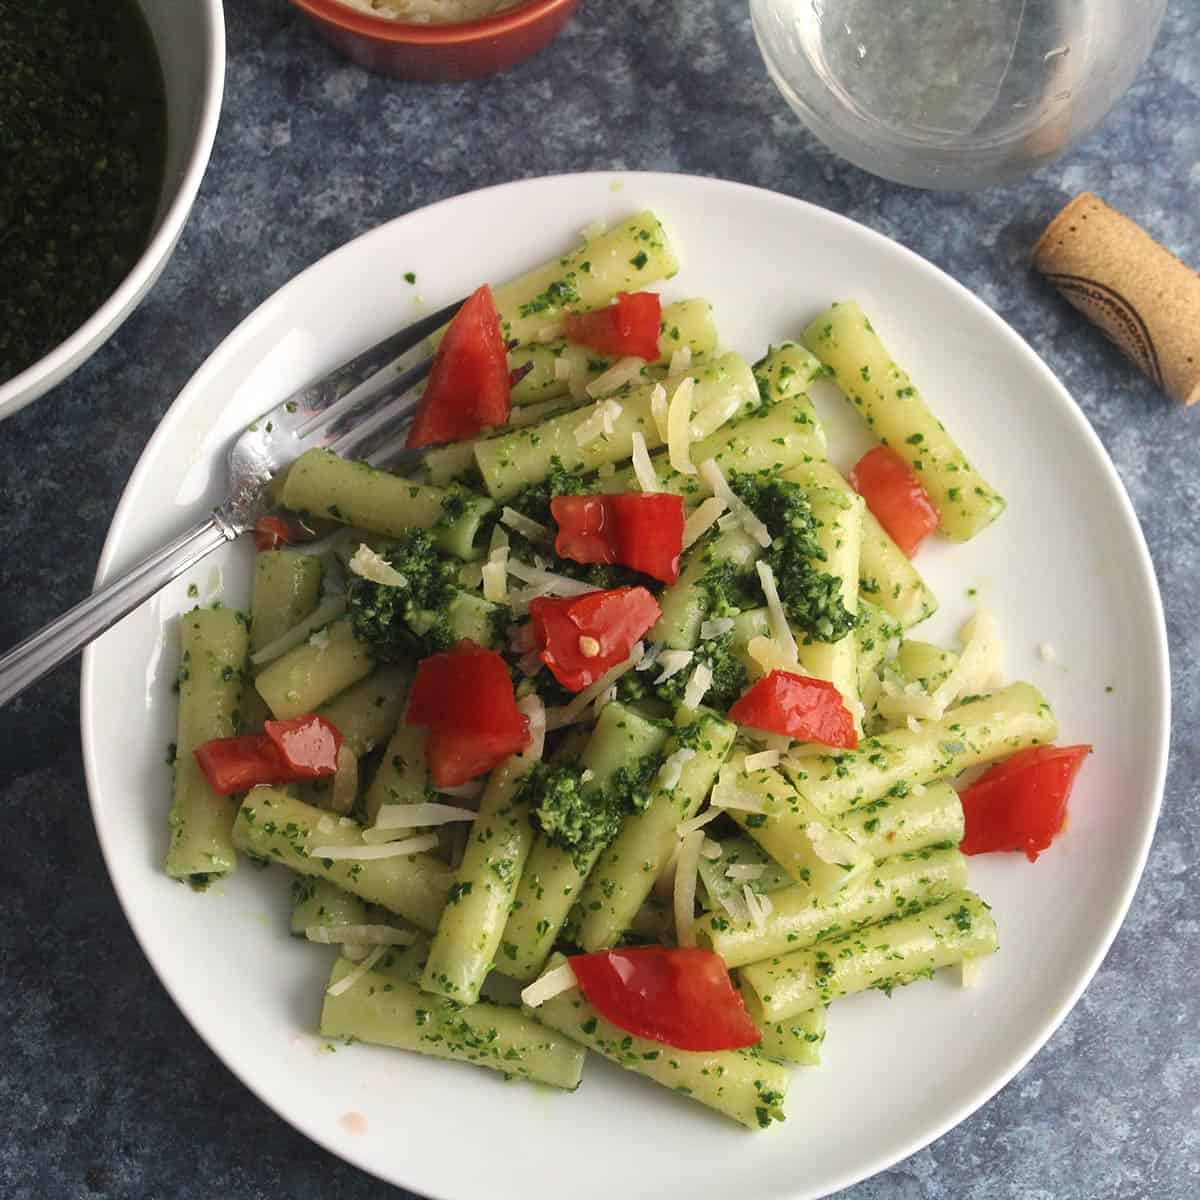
0,0,225,421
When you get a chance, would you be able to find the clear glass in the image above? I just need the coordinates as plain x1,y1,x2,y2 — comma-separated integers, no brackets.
751,0,1167,189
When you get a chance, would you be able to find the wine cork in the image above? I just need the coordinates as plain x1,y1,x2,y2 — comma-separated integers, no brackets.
1032,193,1200,406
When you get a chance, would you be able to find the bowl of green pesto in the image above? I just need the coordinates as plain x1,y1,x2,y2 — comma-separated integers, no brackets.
0,0,225,419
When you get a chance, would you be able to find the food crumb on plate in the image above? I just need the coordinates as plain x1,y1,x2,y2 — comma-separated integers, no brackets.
340,1111,369,1135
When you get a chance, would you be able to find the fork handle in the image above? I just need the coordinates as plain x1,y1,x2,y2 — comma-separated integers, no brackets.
0,514,236,707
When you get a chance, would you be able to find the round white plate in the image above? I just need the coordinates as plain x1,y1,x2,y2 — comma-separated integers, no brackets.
81,172,1170,1200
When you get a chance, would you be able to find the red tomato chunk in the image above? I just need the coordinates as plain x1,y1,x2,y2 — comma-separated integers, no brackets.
551,493,685,585
264,714,342,779
406,284,511,449
194,714,343,796
960,744,1092,862
254,515,297,552
850,445,939,558
728,670,858,749
563,292,662,361
529,587,660,692
406,640,529,787
570,947,761,1052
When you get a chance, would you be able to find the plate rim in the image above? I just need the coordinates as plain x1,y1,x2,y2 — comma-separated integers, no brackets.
80,169,1172,1200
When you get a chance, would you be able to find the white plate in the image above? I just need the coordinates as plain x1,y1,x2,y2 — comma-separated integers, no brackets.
80,172,1170,1200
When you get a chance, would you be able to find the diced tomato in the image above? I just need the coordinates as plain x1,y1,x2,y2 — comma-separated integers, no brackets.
263,714,342,779
406,285,511,449
849,446,939,557
424,726,529,790
254,516,297,552
551,494,685,584
960,744,1092,862
564,292,662,361
728,671,858,749
569,947,761,1052
529,587,661,692
406,640,530,787
193,714,343,796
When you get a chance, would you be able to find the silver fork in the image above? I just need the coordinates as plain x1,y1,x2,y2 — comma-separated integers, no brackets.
0,298,463,706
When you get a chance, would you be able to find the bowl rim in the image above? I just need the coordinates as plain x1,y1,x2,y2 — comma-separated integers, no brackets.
0,0,226,422
290,0,575,44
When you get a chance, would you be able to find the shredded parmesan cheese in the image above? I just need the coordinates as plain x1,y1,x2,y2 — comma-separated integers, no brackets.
755,560,799,664
649,382,670,442
698,458,771,547
673,829,704,948
654,649,694,683
249,595,347,667
656,747,697,791
586,356,645,398
677,808,722,838
573,398,623,446
743,749,782,772
630,432,659,493
482,546,509,604
699,617,735,641
553,356,573,382
325,946,386,997
349,544,407,588
520,962,578,1008
879,609,1004,723
669,346,692,375
636,643,661,672
681,661,713,710
507,558,596,596
681,496,728,549
501,507,554,546
309,833,439,861
666,376,697,476
372,802,477,830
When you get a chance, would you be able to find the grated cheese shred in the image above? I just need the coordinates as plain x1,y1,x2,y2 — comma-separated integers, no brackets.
349,544,408,588
630,432,659,493
325,946,387,997
521,962,578,1008
698,458,771,547
681,496,728,549
666,376,697,476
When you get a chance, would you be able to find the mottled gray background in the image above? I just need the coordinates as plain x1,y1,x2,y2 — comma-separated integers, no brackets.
1,1,1197,1197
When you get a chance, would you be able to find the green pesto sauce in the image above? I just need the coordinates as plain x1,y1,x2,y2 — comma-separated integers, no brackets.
1,0,167,384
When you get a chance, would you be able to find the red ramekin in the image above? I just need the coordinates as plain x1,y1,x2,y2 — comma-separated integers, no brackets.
290,0,580,81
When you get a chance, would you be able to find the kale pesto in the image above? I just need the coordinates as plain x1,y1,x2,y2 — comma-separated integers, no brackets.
2,0,166,383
